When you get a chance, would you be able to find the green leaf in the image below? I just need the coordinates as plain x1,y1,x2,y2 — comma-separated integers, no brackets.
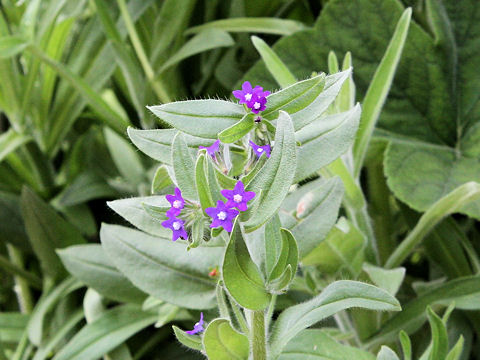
352,8,412,176
203,319,249,360
0,191,29,250
268,229,298,284
367,275,480,346
222,223,271,310
151,165,173,193
127,127,209,165
172,325,203,351
445,336,464,360
399,331,412,360
270,281,401,358
251,36,296,88
295,104,360,181
172,132,198,200
363,263,405,296
186,18,306,36
0,313,28,344
107,195,171,238
195,153,215,211
266,265,292,294
148,100,244,139
52,305,157,360
385,182,480,268
278,329,375,360
28,277,82,346
301,217,364,276
160,29,234,73
57,244,147,304
0,129,30,163
290,177,344,258
100,224,221,309
376,346,400,360
0,35,28,58
104,128,144,185
426,307,448,360
218,113,254,144
244,111,296,232
21,187,86,279
262,74,325,121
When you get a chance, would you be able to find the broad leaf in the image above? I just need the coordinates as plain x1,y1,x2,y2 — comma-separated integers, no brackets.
58,244,147,304
100,224,221,309
203,319,249,360
270,280,401,358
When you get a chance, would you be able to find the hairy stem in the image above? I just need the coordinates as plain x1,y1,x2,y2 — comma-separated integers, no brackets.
250,311,267,360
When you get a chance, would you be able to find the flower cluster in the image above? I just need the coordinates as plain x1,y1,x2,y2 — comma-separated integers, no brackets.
206,180,255,233
161,187,188,241
233,81,270,114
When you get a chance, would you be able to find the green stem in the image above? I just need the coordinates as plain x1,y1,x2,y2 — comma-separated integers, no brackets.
265,294,277,332
7,245,34,314
250,311,267,360
0,253,42,289
385,182,480,268
116,0,171,103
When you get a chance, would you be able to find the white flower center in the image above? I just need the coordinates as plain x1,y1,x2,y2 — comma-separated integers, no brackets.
217,211,227,220
233,194,243,203
253,102,261,109
173,221,181,230
244,93,252,101
257,148,263,153
173,200,182,208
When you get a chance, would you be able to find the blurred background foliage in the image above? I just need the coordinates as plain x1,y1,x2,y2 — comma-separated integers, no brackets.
1,0,480,359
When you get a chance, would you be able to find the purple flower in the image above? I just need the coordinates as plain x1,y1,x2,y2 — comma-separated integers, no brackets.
185,313,204,335
232,81,262,105
233,81,270,113
166,187,185,217
161,216,188,241
205,200,239,233
249,92,268,114
249,141,271,158
221,181,256,211
199,140,220,159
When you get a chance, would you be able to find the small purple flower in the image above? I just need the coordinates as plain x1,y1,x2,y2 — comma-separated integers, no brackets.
249,141,271,158
199,140,220,160
185,313,204,335
166,187,185,217
221,181,256,211
205,200,239,233
248,92,268,114
233,81,270,113
161,216,188,241
232,81,262,105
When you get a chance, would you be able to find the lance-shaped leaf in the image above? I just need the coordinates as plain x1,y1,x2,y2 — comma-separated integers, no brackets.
172,325,203,351
57,244,146,304
107,196,171,238
262,74,325,121
52,305,157,360
367,275,480,346
100,224,221,309
0,35,29,58
295,105,360,181
21,187,86,280
270,281,401,359
222,224,271,310
148,100,244,139
203,319,249,360
128,127,210,165
244,111,296,232
151,165,173,193
172,132,198,200
218,113,254,144
278,329,375,360
290,177,344,258
195,153,215,211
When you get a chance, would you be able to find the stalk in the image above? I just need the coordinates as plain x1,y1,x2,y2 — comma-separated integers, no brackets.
250,311,267,360
7,245,34,314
